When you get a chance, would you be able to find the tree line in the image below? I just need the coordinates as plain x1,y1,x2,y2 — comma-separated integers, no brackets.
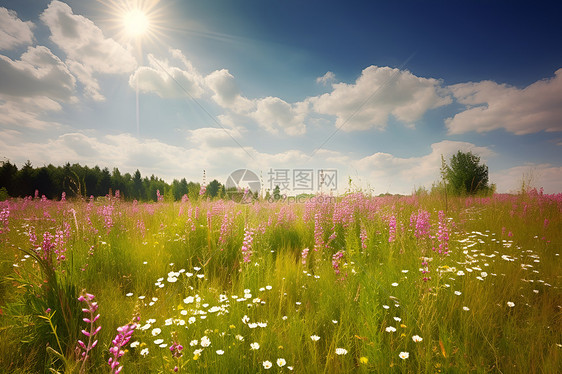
0,161,224,201
0,151,493,201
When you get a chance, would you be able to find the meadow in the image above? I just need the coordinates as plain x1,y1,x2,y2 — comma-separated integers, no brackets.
0,191,560,373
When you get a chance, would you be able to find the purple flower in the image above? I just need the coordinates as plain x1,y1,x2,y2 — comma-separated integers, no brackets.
241,228,255,263
108,323,137,374
77,291,101,374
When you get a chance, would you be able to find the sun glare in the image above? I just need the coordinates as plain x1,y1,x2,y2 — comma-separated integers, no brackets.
123,9,149,36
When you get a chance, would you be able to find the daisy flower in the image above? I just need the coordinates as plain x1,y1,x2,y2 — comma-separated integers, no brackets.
335,348,348,355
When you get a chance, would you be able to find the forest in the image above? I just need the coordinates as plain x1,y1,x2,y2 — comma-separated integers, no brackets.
0,161,223,201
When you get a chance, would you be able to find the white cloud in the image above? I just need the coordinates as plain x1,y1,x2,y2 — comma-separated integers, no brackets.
316,71,336,86
0,46,76,100
0,45,74,129
187,127,244,148
0,7,34,50
309,66,451,131
354,140,494,194
66,59,104,101
0,96,63,129
40,0,136,74
252,97,308,136
205,69,254,113
446,69,562,135
129,54,205,98
206,68,307,135
3,127,559,195
491,164,562,194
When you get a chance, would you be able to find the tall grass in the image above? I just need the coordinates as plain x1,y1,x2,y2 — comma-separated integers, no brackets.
0,191,560,373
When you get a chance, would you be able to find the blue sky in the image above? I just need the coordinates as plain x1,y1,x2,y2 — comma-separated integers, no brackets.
1,0,561,195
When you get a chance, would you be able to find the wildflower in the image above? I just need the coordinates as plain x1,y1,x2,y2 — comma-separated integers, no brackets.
216,350,224,355
507,301,515,307
250,342,260,350
463,306,470,311
263,361,272,369
154,339,164,345
332,250,345,274
151,328,161,336
436,211,450,254
108,323,136,374
140,348,149,356
388,215,396,242
313,213,325,251
301,247,310,265
399,351,409,359
454,291,462,296
77,291,101,373
169,340,183,359
200,336,211,347
310,335,320,341
360,356,369,364
335,348,348,355
277,358,286,367
412,335,423,342
360,225,368,249
241,228,255,263
385,326,396,333
391,282,399,287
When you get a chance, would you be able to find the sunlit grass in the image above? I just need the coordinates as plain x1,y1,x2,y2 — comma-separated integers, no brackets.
0,192,560,372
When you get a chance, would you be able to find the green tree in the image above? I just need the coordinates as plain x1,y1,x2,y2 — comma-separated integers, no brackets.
446,150,490,195
273,185,281,201
206,179,222,198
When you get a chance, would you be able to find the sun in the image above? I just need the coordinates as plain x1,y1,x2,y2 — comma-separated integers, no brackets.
123,8,149,37
98,0,167,44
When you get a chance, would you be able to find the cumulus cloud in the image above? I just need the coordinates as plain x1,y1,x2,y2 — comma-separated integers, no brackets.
66,60,104,101
0,45,75,100
129,54,205,98
316,71,336,86
0,7,34,50
491,164,562,194
206,68,307,135
187,127,244,148
446,69,562,135
309,66,451,131
0,96,63,129
354,140,494,194
40,0,136,74
205,69,254,113
252,97,308,136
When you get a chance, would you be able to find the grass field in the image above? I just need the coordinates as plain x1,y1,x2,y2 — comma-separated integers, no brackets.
0,191,560,373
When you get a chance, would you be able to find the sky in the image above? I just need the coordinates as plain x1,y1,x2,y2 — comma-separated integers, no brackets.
0,0,561,195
